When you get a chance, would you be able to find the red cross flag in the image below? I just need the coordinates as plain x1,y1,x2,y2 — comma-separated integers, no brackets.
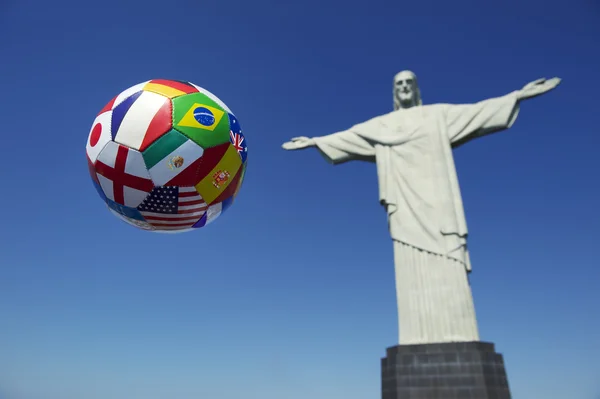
94,141,154,207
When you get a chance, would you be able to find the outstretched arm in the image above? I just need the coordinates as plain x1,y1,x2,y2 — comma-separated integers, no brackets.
446,77,560,148
516,77,561,101
282,130,376,164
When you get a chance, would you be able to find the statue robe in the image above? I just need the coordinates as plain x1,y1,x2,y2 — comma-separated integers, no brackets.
312,92,520,344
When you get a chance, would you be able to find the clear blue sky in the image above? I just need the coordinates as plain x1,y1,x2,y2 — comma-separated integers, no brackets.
0,1,598,398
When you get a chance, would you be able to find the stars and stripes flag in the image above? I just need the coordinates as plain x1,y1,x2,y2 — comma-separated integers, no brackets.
137,186,207,230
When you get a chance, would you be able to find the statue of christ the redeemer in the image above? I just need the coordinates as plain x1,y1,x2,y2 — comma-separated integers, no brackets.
282,71,560,345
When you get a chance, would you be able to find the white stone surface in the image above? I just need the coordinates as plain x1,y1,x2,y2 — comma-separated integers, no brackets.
282,72,560,344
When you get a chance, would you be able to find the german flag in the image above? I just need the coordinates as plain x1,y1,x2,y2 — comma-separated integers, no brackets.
143,79,199,99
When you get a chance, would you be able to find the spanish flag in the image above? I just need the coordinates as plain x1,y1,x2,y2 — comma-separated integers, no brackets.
194,144,242,204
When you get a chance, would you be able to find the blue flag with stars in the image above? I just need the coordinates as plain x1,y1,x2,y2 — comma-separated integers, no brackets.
228,113,247,163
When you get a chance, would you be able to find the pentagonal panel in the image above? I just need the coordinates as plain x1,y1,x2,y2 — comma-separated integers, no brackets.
86,110,112,163
194,144,242,205
95,141,154,207
137,186,207,231
110,90,172,151
142,129,205,187
142,79,199,99
228,113,247,163
172,92,231,148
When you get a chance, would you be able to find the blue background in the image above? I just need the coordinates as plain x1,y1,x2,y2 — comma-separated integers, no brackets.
0,1,598,398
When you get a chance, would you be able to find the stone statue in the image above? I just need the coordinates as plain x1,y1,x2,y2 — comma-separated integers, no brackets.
282,71,560,345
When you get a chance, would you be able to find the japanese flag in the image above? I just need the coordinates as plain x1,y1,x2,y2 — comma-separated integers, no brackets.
86,111,113,164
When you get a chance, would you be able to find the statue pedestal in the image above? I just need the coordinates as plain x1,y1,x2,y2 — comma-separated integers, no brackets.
381,341,511,399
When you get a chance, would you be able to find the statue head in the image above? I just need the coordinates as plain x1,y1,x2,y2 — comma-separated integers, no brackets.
393,70,422,110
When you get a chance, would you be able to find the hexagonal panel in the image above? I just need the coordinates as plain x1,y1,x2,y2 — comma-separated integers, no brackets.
172,92,231,148
136,186,207,231
142,79,199,99
111,90,172,152
94,141,154,207
211,165,243,205
142,129,206,187
194,144,242,205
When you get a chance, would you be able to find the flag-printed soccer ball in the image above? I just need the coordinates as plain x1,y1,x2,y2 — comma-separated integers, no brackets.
86,79,248,233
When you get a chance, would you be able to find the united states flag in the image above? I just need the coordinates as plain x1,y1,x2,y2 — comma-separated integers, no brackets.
137,186,207,230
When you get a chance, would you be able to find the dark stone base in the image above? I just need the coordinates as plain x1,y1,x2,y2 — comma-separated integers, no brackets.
381,341,511,399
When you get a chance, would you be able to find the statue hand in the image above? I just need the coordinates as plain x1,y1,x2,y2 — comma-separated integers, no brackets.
282,136,316,150
517,77,561,100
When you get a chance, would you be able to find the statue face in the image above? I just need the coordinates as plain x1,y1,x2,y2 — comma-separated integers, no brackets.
394,71,419,108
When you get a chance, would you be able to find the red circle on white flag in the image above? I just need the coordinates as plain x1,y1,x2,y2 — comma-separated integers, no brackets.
90,123,102,147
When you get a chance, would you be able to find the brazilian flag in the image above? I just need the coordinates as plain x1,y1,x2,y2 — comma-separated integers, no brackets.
172,92,230,148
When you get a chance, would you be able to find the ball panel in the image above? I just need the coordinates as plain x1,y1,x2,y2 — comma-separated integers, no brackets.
92,179,108,203
178,141,230,184
86,110,113,164
143,79,199,99
221,195,234,213
172,92,231,148
111,91,173,151
190,200,225,228
211,165,243,205
111,91,142,139
98,96,117,116
108,206,156,231
142,129,207,187
88,158,109,205
228,128,247,164
193,144,242,205
95,141,154,208
190,83,233,114
204,204,221,226
106,198,149,222
234,163,246,198
112,81,150,110
87,155,100,185
228,113,247,163
136,186,207,231
87,154,107,201
191,212,208,228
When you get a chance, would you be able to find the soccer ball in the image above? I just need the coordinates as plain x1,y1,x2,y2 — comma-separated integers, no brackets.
86,79,247,232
